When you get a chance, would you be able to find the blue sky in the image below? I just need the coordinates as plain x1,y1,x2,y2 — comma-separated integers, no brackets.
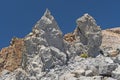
0,0,120,49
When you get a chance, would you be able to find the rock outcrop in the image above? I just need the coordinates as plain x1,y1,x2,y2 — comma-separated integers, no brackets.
23,9,67,79
64,13,102,58
0,9,120,80
74,13,102,57
0,38,24,72
100,28,120,56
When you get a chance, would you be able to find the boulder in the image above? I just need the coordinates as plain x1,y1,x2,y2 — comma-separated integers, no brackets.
112,66,120,80
85,70,93,76
99,63,118,77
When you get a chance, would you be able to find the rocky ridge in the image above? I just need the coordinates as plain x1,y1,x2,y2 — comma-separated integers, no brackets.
0,9,120,80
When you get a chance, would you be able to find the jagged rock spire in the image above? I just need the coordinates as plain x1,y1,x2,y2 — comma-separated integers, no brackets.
43,9,52,18
33,9,62,33
24,9,66,72
40,9,54,24
74,13,102,57
31,9,63,50
44,8,51,15
76,13,100,33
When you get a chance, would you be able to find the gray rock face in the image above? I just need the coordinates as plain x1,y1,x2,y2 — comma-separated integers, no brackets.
74,13,102,57
32,9,64,51
64,42,88,60
23,9,67,79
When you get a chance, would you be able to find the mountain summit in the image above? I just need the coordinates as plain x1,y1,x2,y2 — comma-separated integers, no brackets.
0,9,120,80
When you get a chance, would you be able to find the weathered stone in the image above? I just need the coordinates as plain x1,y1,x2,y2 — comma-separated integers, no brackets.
79,76,103,80
99,63,118,77
100,28,120,57
65,42,88,60
88,65,99,76
71,68,85,77
105,57,113,63
92,76,103,80
105,77,117,80
0,38,24,72
1,9,120,80
33,9,64,51
64,33,76,43
85,70,93,76
74,13,102,57
59,73,76,80
114,54,120,64
23,9,67,79
112,66,120,80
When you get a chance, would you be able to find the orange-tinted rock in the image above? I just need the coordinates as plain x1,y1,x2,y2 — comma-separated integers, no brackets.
0,38,24,72
101,28,120,50
100,28,120,57
64,33,76,43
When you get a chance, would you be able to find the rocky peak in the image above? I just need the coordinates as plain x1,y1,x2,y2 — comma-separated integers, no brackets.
26,9,63,50
42,9,54,22
1,10,120,80
63,14,102,59
76,13,101,34
34,9,61,32
24,9,67,75
77,13,96,23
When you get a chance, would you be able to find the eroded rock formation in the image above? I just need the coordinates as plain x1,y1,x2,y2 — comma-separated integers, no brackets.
0,9,120,80
64,13,102,57
74,13,102,57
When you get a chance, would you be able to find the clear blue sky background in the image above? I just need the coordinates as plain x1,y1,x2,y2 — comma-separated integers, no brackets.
0,0,120,49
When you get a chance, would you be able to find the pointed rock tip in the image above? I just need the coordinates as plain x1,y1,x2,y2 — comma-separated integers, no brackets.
41,8,54,21
84,13,95,20
77,13,95,22
84,13,90,17
44,8,51,16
